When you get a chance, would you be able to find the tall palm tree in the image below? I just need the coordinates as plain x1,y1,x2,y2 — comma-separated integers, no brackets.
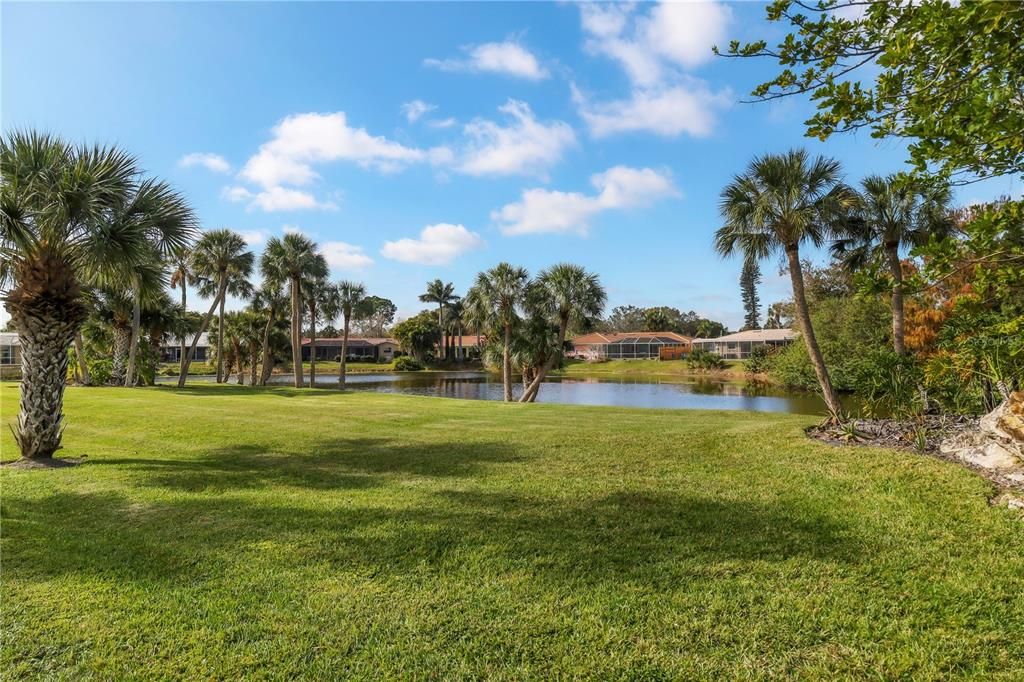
168,247,193,370
715,149,856,420
196,246,254,383
260,233,324,388
464,263,529,401
1,132,195,461
444,299,466,361
178,230,253,387
304,269,337,388
520,264,606,403
251,282,289,386
336,280,367,387
419,279,457,362
832,174,952,354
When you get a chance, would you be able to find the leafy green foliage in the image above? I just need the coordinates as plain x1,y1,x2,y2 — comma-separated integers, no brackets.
722,1,1024,180
391,311,440,361
687,349,726,371
392,356,424,371
744,344,776,374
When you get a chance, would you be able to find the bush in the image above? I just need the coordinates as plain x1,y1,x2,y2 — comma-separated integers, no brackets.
687,349,726,371
393,356,424,371
87,358,113,385
744,344,775,374
850,350,925,418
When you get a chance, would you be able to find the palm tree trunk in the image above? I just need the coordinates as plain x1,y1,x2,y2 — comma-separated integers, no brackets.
111,325,131,385
884,243,906,355
234,339,245,384
339,313,350,387
438,304,445,361
216,295,226,383
458,324,464,362
125,289,142,387
178,279,226,388
308,306,317,389
520,315,568,403
502,322,513,402
250,347,259,386
786,246,842,420
179,280,187,372
74,332,91,386
260,310,275,386
291,276,303,388
6,251,87,460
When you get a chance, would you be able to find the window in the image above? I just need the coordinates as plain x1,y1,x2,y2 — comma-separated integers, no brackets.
1,345,14,365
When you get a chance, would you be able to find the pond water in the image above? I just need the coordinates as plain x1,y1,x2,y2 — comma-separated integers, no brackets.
177,371,849,416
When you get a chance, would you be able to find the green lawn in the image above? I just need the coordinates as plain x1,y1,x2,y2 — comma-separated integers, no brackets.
555,357,750,379
1,383,1022,679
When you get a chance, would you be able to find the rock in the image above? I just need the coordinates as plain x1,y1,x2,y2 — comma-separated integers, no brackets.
939,395,1024,487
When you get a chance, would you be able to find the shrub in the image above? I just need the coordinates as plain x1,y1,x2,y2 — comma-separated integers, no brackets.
687,349,726,371
850,350,925,418
744,344,775,374
393,356,424,371
87,358,113,385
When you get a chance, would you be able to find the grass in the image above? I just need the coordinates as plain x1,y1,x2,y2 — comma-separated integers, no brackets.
1,383,1022,679
555,357,751,379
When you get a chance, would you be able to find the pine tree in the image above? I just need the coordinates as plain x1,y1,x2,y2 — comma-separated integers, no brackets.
740,257,762,331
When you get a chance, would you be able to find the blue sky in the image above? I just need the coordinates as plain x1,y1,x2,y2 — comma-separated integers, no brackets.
3,1,1019,330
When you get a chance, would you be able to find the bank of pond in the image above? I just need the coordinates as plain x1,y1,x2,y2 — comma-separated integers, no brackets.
161,371,861,416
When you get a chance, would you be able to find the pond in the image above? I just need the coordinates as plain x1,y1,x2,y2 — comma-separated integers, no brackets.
178,371,850,416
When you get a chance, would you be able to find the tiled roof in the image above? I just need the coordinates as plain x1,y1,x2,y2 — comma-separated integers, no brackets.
692,328,797,343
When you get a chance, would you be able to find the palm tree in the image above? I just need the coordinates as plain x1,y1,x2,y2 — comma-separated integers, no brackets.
196,245,254,383
520,264,606,403
123,254,175,387
336,280,367,387
715,149,856,420
178,230,253,387
304,269,337,388
832,174,952,355
251,282,289,385
169,247,193,370
464,263,529,401
261,234,324,388
419,279,457,362
444,299,466,361
1,132,195,461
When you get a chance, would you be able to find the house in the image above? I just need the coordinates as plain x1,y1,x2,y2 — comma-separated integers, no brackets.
301,337,401,363
1,333,22,377
160,333,211,363
569,332,692,360
690,328,797,360
436,333,486,361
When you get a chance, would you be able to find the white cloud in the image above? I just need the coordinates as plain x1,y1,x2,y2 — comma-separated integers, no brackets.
428,117,458,129
425,41,549,80
401,99,437,123
381,223,485,265
581,1,730,86
322,241,374,269
577,82,732,138
222,185,337,212
282,224,304,235
239,111,447,188
493,165,678,236
458,99,575,177
179,152,231,174
238,229,271,246
575,1,734,138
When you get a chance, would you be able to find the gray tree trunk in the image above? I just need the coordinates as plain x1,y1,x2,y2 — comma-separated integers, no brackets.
111,325,131,385
260,309,276,386
124,290,141,387
339,312,350,387
786,246,842,420
308,306,317,389
216,295,226,383
291,276,303,388
502,323,513,402
74,332,91,386
178,279,226,388
179,279,187,372
520,313,568,403
884,244,906,355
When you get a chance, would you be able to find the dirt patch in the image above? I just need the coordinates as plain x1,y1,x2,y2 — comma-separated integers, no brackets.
807,415,978,453
2,455,86,469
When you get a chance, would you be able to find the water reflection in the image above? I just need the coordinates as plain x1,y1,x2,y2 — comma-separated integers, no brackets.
233,371,843,416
